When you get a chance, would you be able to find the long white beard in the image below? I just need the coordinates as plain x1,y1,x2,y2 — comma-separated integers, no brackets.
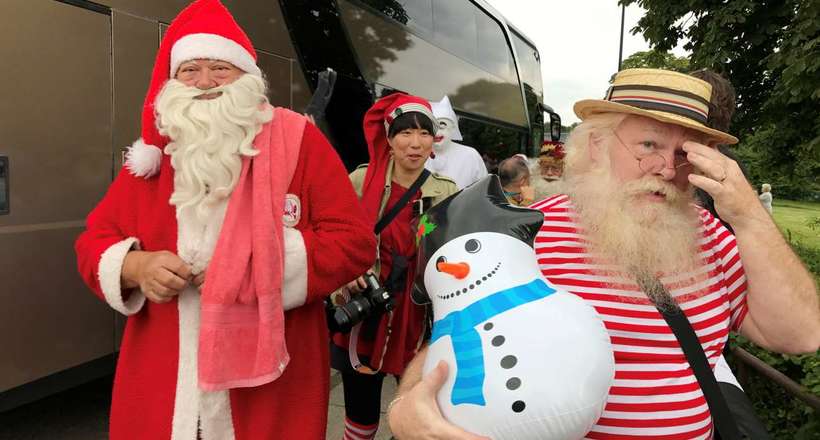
532,178,564,202
566,167,701,309
528,157,564,202
155,74,273,222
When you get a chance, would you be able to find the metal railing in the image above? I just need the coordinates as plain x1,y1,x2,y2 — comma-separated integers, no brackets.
731,345,820,412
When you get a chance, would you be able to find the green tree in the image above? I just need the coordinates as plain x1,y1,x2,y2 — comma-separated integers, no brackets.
621,0,820,200
621,49,690,72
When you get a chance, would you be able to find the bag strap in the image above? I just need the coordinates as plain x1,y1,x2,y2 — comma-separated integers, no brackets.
634,273,744,440
374,169,431,234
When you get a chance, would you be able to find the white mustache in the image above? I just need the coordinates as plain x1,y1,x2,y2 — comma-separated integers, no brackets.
623,178,682,202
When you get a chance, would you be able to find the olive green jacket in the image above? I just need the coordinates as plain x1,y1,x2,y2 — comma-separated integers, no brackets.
349,159,458,275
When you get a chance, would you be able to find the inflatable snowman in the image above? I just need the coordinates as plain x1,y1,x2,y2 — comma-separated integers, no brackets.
414,176,614,440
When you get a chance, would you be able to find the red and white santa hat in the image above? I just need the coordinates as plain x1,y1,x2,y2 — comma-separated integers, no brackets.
359,93,437,224
125,0,261,178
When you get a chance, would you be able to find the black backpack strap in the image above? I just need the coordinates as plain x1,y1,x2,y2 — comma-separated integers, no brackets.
634,273,744,440
374,169,430,235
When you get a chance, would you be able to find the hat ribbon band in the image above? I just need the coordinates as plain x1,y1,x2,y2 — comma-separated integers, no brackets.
609,97,709,125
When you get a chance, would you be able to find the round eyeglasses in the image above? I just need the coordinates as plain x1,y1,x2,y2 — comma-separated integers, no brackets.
611,130,692,174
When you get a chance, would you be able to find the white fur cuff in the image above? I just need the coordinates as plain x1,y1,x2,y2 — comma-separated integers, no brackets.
125,138,162,178
170,33,262,78
98,238,146,315
282,227,307,310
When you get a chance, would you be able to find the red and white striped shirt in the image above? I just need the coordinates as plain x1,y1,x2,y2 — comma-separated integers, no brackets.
531,195,748,440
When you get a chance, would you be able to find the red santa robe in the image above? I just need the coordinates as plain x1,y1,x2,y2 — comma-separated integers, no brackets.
75,115,374,440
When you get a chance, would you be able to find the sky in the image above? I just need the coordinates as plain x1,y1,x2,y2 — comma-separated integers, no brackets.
484,0,685,125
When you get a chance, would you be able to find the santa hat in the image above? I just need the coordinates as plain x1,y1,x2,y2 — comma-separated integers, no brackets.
360,93,437,224
125,0,261,178
538,140,565,166
430,95,463,141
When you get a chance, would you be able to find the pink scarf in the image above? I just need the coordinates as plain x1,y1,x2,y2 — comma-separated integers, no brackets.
198,107,305,391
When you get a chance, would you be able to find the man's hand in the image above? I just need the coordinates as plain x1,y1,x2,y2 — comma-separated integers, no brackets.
684,141,766,229
344,276,368,295
388,361,490,440
192,271,206,289
122,250,193,304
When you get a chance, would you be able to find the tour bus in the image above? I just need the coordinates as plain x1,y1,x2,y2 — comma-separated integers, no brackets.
0,0,560,409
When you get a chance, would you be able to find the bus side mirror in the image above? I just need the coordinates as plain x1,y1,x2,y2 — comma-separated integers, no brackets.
548,111,561,141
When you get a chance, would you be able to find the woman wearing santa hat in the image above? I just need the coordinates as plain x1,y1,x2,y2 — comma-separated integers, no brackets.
330,92,458,440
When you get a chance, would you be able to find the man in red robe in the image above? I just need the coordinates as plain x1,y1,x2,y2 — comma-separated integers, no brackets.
75,1,374,439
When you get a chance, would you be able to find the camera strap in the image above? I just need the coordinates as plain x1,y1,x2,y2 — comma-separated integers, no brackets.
349,170,431,375
634,271,744,440
374,169,431,234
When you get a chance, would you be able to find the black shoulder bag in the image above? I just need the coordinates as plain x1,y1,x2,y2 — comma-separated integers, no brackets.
634,272,749,440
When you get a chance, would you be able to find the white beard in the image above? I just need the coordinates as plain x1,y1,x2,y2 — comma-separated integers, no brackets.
566,167,701,310
532,178,564,202
155,74,273,223
528,157,564,201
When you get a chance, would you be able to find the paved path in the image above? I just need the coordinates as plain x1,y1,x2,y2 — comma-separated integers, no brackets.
0,371,395,439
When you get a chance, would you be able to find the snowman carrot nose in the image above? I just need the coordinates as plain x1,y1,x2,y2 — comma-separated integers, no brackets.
437,262,470,279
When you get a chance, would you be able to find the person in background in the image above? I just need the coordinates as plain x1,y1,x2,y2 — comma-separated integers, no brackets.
759,183,773,213
531,140,565,201
331,93,458,440
387,68,819,440
498,155,534,206
424,96,487,189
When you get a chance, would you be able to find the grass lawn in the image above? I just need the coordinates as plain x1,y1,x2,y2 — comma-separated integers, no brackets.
771,199,820,250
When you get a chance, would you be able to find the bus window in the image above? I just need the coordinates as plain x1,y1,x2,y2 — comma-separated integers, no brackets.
398,0,433,36
432,0,477,62
339,0,528,127
476,10,513,81
458,117,526,174
511,30,544,155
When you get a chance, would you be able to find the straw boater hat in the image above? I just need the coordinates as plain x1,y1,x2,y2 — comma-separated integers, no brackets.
574,68,738,145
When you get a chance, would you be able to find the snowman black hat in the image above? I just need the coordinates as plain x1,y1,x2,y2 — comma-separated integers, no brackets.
413,175,544,304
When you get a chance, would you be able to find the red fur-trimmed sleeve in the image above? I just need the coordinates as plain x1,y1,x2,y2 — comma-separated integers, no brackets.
285,123,376,306
75,167,145,315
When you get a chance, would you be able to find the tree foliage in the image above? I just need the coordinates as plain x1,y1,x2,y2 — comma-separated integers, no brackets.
621,49,690,72
621,0,820,200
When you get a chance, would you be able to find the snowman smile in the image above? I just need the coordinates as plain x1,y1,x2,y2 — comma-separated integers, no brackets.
436,262,501,300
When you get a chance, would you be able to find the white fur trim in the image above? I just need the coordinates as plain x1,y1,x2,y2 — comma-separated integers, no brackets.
171,287,237,440
172,200,236,440
97,238,146,315
200,389,236,440
282,227,307,310
171,33,262,78
171,288,203,440
125,138,163,178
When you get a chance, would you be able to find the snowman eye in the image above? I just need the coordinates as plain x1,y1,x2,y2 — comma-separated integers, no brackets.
435,255,447,270
465,239,481,253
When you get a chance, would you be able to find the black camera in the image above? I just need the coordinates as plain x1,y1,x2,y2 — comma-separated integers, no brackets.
326,272,395,334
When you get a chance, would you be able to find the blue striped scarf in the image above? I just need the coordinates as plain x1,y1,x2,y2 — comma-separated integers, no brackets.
430,278,556,406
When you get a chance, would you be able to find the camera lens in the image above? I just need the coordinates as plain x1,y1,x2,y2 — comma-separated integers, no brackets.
326,274,395,334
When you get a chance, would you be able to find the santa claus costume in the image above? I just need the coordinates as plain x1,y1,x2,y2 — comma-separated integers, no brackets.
74,1,374,439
